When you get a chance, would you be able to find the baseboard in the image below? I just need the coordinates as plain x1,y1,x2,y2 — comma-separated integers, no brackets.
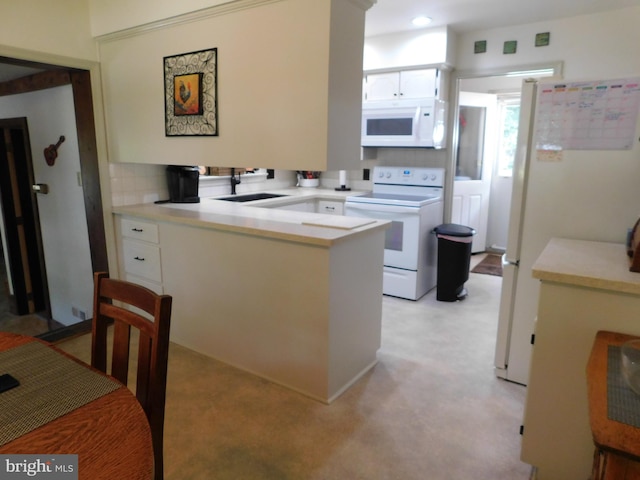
37,319,92,344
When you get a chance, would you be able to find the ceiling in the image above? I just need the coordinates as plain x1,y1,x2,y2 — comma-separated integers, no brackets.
0,0,638,81
365,0,640,37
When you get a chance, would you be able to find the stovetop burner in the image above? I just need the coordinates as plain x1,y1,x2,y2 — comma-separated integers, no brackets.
345,191,441,207
346,166,445,207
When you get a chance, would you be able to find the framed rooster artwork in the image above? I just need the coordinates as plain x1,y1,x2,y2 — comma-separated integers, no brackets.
173,73,203,116
164,48,218,136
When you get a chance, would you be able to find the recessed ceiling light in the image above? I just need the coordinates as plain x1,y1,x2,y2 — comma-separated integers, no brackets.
412,16,432,27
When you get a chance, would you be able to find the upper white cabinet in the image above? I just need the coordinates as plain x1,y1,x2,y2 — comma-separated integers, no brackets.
364,69,441,102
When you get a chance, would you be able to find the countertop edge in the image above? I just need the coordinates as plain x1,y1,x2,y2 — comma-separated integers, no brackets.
112,190,389,247
532,238,640,296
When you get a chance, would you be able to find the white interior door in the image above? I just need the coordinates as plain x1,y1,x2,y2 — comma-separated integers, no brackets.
452,91,498,253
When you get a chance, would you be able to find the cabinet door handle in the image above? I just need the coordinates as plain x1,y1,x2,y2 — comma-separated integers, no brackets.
133,256,145,261
325,206,335,211
131,228,144,232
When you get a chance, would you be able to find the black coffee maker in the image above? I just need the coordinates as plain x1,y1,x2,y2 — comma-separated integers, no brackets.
166,165,200,203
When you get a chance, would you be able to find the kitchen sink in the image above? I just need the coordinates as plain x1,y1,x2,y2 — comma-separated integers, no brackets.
214,193,289,202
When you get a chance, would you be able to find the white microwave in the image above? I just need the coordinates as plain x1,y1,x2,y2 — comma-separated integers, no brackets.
361,99,446,148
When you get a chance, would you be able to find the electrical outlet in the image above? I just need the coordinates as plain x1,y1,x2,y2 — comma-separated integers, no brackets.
72,307,86,320
363,168,370,181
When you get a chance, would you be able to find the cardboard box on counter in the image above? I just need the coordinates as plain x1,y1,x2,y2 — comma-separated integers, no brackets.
207,167,246,176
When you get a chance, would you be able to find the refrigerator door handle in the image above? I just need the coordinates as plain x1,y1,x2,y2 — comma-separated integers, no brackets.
502,254,519,267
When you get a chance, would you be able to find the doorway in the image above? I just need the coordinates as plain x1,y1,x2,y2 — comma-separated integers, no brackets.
0,65,109,340
452,91,498,253
0,118,49,318
448,64,561,253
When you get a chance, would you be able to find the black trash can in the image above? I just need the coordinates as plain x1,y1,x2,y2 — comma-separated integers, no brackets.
434,223,476,302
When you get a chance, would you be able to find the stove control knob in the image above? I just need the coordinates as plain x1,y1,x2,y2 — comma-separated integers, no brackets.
430,174,437,181
386,172,392,179
378,171,385,178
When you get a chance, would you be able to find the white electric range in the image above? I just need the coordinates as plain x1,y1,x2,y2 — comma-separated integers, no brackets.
344,166,444,300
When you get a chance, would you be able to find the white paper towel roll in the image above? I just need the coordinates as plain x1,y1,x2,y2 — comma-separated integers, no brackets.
339,170,346,186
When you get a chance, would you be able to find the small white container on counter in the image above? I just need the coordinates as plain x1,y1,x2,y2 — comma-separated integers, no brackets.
298,178,319,188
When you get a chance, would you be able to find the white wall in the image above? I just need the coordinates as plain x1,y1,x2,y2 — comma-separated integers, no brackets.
0,87,94,325
456,6,640,80
89,0,235,37
363,26,456,71
98,0,368,172
0,0,96,61
456,6,640,245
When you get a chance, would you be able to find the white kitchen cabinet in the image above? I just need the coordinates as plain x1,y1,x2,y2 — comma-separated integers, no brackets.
317,200,344,215
521,238,640,480
112,204,387,404
117,217,163,294
364,69,440,101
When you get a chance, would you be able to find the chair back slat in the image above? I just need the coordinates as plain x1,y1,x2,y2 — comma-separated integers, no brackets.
136,332,153,406
91,272,172,480
111,321,132,385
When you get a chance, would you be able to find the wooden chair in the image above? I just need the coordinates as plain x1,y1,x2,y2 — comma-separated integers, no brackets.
91,272,172,480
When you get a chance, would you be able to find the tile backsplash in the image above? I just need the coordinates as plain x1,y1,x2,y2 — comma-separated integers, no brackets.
107,152,445,207
109,163,167,207
108,163,295,206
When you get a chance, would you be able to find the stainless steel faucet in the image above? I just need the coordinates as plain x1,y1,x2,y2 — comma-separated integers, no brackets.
230,168,241,194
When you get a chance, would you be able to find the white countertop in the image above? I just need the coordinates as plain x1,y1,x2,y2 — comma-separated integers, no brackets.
532,237,640,295
113,187,388,247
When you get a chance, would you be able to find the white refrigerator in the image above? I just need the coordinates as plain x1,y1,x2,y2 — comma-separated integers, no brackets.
494,77,640,385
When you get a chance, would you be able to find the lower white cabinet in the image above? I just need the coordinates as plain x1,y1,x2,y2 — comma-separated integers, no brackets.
521,239,640,479
113,199,387,403
317,200,343,215
116,217,163,294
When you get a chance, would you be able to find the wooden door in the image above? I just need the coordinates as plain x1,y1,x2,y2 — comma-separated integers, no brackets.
0,118,49,315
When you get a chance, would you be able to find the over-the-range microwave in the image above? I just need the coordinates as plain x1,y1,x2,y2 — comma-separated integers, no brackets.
361,98,447,148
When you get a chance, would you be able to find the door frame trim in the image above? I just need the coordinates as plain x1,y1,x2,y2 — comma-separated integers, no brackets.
446,61,564,224
0,45,118,277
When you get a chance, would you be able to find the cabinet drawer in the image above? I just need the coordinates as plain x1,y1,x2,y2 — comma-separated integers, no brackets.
317,200,343,215
122,240,162,282
121,218,159,244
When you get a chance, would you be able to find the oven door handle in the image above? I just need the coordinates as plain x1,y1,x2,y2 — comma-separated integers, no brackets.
344,202,419,214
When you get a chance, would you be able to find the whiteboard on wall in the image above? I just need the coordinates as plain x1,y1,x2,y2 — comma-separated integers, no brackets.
535,78,640,151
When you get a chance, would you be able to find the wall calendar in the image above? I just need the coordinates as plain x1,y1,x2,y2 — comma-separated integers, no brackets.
535,78,640,151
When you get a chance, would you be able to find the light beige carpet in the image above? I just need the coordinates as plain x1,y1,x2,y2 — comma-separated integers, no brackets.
59,266,532,479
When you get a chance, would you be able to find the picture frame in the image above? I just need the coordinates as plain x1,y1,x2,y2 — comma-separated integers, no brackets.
474,40,487,54
503,40,517,55
535,32,551,47
164,48,218,136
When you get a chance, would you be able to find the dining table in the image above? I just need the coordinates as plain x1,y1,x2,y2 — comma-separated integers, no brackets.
0,332,153,479
587,330,640,479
